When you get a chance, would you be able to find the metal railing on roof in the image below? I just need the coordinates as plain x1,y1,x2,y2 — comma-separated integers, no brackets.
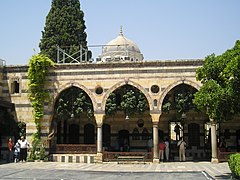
0,58,6,67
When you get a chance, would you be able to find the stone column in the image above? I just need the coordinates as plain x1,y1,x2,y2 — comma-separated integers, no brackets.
97,125,103,153
210,121,219,163
95,113,104,163
150,113,160,163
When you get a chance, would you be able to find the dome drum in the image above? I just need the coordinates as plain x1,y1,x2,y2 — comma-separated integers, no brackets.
99,29,144,62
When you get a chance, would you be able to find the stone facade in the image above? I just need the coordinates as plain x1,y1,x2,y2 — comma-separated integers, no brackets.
3,60,201,133
1,59,239,162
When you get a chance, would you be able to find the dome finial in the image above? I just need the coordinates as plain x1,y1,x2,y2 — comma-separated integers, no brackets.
119,26,123,36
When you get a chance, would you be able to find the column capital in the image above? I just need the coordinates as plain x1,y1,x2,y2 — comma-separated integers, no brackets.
150,113,161,123
210,121,217,125
209,118,217,124
94,114,105,126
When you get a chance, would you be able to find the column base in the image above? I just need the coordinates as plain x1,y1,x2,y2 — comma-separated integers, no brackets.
211,158,219,164
152,158,159,164
95,153,103,163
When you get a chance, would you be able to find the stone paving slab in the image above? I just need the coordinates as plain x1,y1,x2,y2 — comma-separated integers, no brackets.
0,161,231,180
0,170,211,180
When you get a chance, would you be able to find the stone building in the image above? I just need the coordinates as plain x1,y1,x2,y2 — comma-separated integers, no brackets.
0,31,239,163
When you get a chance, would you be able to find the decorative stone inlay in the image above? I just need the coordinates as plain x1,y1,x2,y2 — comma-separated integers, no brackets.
95,86,103,95
151,85,160,94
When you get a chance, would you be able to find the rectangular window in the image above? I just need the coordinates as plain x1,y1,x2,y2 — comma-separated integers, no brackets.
13,80,19,93
11,77,20,94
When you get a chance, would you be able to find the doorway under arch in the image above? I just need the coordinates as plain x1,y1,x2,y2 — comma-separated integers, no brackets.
69,124,79,144
84,123,95,144
52,86,94,145
103,124,111,150
118,130,129,152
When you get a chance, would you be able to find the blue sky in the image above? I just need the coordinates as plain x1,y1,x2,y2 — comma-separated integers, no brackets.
0,0,240,65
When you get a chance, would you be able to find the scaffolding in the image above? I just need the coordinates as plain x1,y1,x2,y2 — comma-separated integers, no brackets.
0,58,6,67
56,45,92,64
56,43,134,64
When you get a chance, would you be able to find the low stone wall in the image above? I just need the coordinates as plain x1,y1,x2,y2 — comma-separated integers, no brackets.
49,153,96,163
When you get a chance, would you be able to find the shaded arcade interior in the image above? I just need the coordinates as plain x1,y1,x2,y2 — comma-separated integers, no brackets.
46,83,240,162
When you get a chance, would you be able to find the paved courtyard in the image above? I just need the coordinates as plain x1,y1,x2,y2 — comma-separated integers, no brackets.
0,161,231,180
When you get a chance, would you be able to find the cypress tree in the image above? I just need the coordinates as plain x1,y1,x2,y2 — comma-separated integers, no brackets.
39,0,91,62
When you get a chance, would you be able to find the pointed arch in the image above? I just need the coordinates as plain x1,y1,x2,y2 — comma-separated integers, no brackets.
49,83,96,137
158,79,201,111
102,80,153,112
49,82,97,125
56,82,97,111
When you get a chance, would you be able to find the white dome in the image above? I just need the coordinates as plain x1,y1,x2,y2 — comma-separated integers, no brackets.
103,32,141,53
99,28,144,62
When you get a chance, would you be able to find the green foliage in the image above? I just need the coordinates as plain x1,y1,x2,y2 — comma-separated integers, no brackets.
105,93,117,115
56,98,69,118
28,54,54,138
29,139,46,161
162,102,171,113
194,40,240,122
228,153,240,179
105,85,149,116
17,122,26,137
28,54,54,157
193,80,233,121
39,0,91,62
121,90,137,116
55,86,94,119
175,93,194,115
162,88,196,116
137,92,148,114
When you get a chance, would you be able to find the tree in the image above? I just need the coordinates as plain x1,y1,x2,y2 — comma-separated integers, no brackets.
121,90,137,116
55,87,93,119
193,40,240,122
162,86,196,119
105,85,149,116
39,0,91,62
174,93,194,116
137,92,148,114
105,93,117,115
